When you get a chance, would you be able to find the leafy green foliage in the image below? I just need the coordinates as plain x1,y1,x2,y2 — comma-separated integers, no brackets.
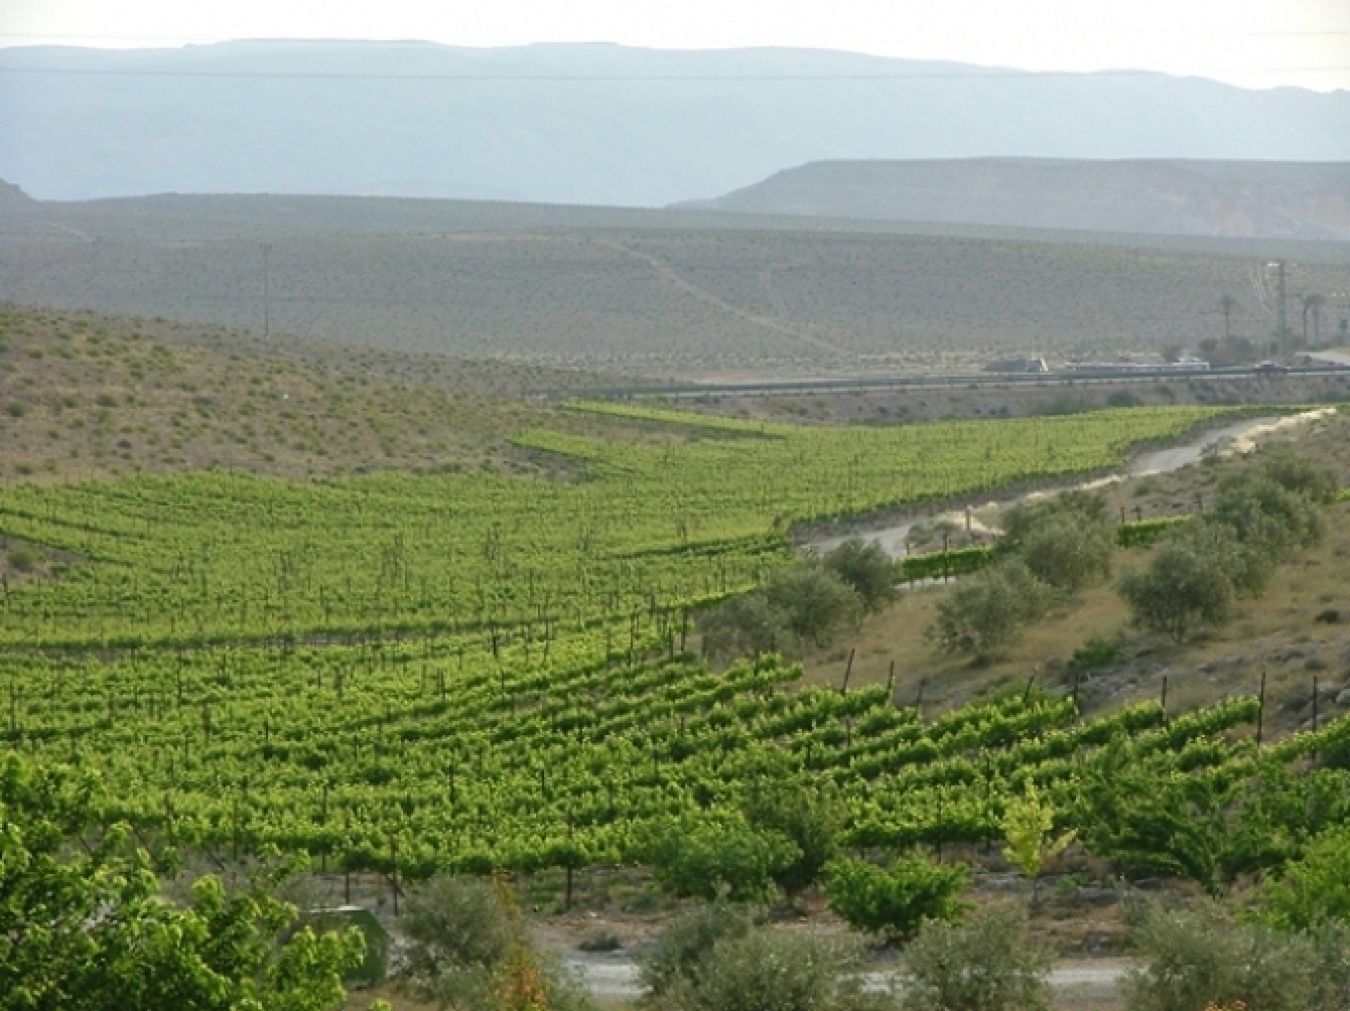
699,594,797,662
898,545,993,582
1252,443,1339,505
822,537,899,613
901,903,1054,1011
701,557,863,661
1000,491,1114,594
1260,825,1350,931
1000,489,1109,547
1116,516,1190,549
1121,904,1316,1011
642,814,801,902
763,562,863,647
1119,449,1333,642
642,929,892,1011
399,875,595,1011
1000,781,1076,888
638,904,757,1000
1070,636,1122,671
1118,523,1246,642
825,854,968,941
929,561,1051,658
0,752,363,1011
1072,741,1229,890
741,779,845,897
1016,512,1114,593
400,876,515,1006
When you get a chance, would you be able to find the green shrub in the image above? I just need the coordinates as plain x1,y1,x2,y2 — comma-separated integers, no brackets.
1016,511,1114,593
1118,525,1241,642
1214,474,1324,555
1115,516,1190,548
901,903,1054,1011
699,594,796,663
1120,904,1314,1011
1000,490,1109,549
741,779,844,897
400,876,513,1006
1309,922,1350,1011
824,538,900,613
399,876,597,1011
643,928,890,1011
825,853,968,942
638,904,756,999
764,562,863,647
1070,637,1122,671
642,814,801,902
928,561,1051,658
899,546,993,583
1254,444,1339,505
1260,824,1350,930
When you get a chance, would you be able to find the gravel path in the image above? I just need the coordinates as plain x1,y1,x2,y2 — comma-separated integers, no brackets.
566,953,1132,999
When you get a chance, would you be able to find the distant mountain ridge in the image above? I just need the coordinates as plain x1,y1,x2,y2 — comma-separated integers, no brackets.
2,41,1350,206
679,159,1350,240
0,179,36,213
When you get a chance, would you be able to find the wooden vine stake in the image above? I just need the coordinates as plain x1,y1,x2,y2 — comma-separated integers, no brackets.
1257,668,1267,746
840,648,855,695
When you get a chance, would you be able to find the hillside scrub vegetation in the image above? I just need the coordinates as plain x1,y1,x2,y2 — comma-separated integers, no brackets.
398,875,594,1011
1119,447,1336,641
640,926,889,1011
700,544,887,662
900,904,1055,1011
927,560,1052,659
1120,903,1350,1011
927,490,1116,659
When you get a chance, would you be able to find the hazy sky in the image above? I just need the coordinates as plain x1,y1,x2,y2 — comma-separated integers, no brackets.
2,0,1348,92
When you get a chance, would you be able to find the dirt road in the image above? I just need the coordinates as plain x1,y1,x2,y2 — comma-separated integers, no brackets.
566,953,1131,999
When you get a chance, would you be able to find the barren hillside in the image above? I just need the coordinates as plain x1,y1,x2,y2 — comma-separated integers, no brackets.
685,159,1350,240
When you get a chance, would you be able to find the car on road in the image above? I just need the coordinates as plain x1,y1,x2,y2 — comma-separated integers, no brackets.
1252,360,1291,374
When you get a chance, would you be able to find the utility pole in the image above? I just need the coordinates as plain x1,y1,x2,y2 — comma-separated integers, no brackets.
263,242,274,337
1270,260,1288,353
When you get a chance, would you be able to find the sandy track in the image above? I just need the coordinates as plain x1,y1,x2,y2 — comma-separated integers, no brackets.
566,953,1131,998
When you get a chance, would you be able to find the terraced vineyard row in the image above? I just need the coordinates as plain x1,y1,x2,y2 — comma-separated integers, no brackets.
0,404,1228,648
7,635,1343,884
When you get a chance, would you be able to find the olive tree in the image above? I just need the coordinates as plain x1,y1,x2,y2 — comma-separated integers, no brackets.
1117,525,1240,642
928,561,1051,659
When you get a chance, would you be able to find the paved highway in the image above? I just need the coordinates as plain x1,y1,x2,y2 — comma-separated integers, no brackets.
551,364,1350,401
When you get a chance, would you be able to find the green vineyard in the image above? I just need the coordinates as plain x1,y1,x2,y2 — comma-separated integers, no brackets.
10,401,1334,889
0,403,1227,647
5,641,1347,890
